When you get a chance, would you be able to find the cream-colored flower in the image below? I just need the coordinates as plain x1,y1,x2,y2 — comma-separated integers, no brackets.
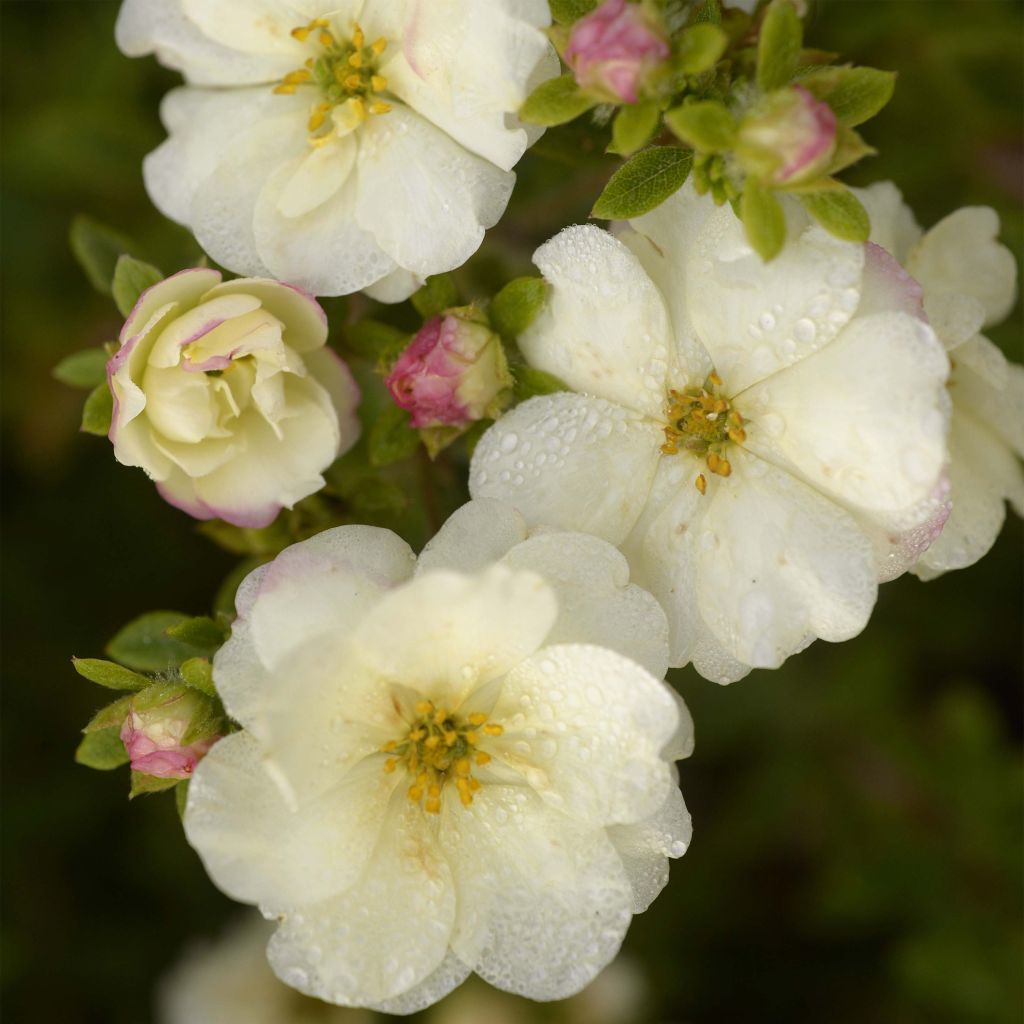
470,186,951,681
185,501,691,1013
856,182,1022,578
116,0,557,300
108,269,359,527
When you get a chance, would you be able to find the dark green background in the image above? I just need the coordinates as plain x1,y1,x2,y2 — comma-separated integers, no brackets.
2,2,1021,1022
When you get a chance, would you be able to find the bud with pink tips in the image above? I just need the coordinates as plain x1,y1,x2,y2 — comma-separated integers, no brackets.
120,686,221,780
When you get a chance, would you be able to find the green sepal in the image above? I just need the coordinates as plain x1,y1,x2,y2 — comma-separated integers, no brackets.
823,126,876,177
75,728,129,771
549,0,597,24
665,100,737,152
513,365,569,402
608,100,661,157
800,185,870,241
83,695,134,734
69,215,132,296
410,274,459,319
81,383,113,437
106,611,211,672
420,425,466,460
368,404,420,467
675,23,728,75
198,518,291,558
111,254,163,318
592,147,693,220
130,772,179,798
179,657,218,698
490,277,549,340
741,178,786,261
798,65,896,127
175,780,190,820
520,73,597,127
72,657,149,691
343,319,411,366
165,615,228,654
53,347,109,390
692,0,722,25
757,0,803,93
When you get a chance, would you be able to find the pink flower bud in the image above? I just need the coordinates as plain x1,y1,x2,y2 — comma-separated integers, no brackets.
120,689,219,780
738,86,837,185
386,310,511,429
565,0,670,104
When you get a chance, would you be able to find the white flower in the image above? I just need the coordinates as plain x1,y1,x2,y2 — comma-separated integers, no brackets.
184,500,692,1014
469,186,951,682
108,269,360,527
115,0,557,300
856,182,1022,578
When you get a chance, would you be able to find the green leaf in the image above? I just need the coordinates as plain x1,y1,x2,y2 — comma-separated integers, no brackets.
368,404,420,467
513,365,569,402
175,780,190,819
665,100,737,152
212,557,268,619
111,254,163,318
692,0,722,24
106,611,209,672
490,277,549,340
800,185,870,241
130,771,179,798
741,178,786,261
757,0,803,92
69,215,133,295
549,0,597,25
75,728,129,771
83,695,134,733
675,23,728,75
179,658,218,698
592,147,693,220
410,275,459,319
344,320,410,365
798,66,897,127
608,100,661,157
80,383,113,437
53,348,109,390
824,126,876,176
165,615,228,653
520,73,597,127
72,657,149,691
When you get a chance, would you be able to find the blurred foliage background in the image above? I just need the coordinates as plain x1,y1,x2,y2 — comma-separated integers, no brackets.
1,2,1021,1022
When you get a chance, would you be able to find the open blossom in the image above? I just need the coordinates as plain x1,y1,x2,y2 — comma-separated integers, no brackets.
115,1,557,300
565,0,669,104
184,501,691,1013
386,309,511,428
470,185,951,682
108,269,360,528
121,687,220,779
857,182,1022,578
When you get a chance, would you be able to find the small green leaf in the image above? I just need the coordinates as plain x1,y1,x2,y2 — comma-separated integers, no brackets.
53,348,109,390
675,23,728,75
798,66,896,127
130,771,179,798
72,658,149,691
608,100,661,157
75,728,129,771
111,255,163,318
83,695,134,733
106,611,209,672
549,0,597,25
757,0,803,92
175,780,190,819
69,215,133,295
520,73,597,127
81,383,113,437
410,275,459,319
692,0,722,24
741,178,786,261
592,147,693,220
490,277,549,340
165,615,228,653
368,404,420,467
179,657,217,698
513,365,569,402
823,126,876,176
665,100,737,152
800,185,870,241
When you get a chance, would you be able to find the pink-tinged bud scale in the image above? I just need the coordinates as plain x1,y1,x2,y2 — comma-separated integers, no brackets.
119,691,220,780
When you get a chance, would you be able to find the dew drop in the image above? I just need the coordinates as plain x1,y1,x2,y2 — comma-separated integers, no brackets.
793,318,817,344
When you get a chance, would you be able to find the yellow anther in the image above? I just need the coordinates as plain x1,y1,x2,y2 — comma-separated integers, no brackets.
443,730,457,746
433,708,448,725
475,751,492,766
318,29,335,46
273,83,297,95
344,73,362,90
454,758,472,778
283,69,311,85
727,425,746,444
455,778,473,806
425,797,441,813
410,727,426,741
468,713,488,726
311,17,330,27
465,730,479,745
483,724,504,737
424,735,440,750
408,784,424,802
695,473,707,495
348,51,364,68
307,102,330,132
350,97,367,121
469,778,481,792
708,371,723,387
304,57,314,68
352,24,365,48
372,37,388,55
291,26,311,40
708,454,731,477
428,783,441,799
384,758,399,773
381,740,397,753
371,74,388,92
370,101,392,115
415,700,433,716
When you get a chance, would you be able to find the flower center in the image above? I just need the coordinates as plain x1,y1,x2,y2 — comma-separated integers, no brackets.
274,18,392,146
381,700,503,814
660,372,747,494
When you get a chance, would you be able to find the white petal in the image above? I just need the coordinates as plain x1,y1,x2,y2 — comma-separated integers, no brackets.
274,135,357,219
741,312,949,515
354,106,514,277
953,346,1024,460
443,787,633,1000
179,0,328,56
924,292,987,351
854,180,922,262
520,225,674,417
491,644,678,826
361,267,423,304
470,393,663,545
367,951,472,1016
417,499,529,575
119,266,222,346
202,278,328,352
951,333,1010,391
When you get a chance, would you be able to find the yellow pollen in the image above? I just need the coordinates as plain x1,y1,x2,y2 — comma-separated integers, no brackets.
344,72,362,90
352,25,365,48
476,751,491,766
483,724,504,736
372,37,388,55
290,25,311,40
371,74,388,92
348,51,364,68
695,473,707,495
318,28,335,46
415,700,433,715
424,735,441,750
468,712,488,726
370,101,392,115
273,83,297,95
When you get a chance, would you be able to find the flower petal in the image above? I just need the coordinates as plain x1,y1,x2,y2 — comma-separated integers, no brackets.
202,278,328,352
417,499,529,575
855,180,922,262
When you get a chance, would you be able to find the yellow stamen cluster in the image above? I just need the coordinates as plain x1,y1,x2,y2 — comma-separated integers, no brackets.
661,372,747,492
273,18,391,145
381,700,503,814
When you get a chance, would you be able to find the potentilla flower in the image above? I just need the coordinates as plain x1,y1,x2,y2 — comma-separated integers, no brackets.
108,268,360,527
857,182,1022,578
115,1,557,300
121,687,220,780
565,0,669,104
185,502,691,1013
386,309,511,428
470,185,951,682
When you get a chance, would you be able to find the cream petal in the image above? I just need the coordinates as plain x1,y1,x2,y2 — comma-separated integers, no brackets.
119,266,222,346
854,180,923,262
366,951,472,1016
179,0,328,56
274,135,357,220
202,278,328,352
417,499,529,576
361,267,423,304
